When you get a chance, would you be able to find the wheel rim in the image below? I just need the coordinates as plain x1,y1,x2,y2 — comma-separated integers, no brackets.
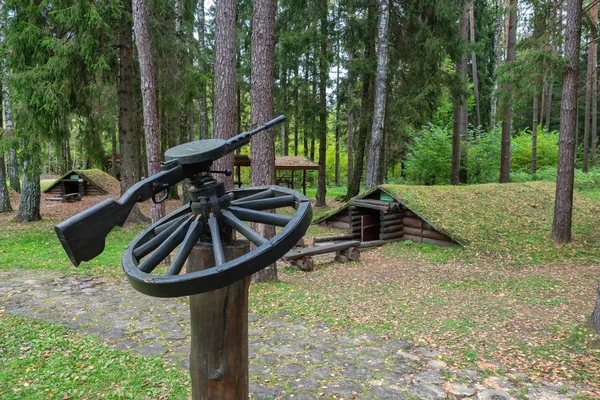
122,185,312,297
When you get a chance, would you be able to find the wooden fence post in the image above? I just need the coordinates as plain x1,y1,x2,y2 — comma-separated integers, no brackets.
187,240,251,400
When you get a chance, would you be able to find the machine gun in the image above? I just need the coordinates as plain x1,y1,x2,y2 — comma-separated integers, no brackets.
55,115,312,297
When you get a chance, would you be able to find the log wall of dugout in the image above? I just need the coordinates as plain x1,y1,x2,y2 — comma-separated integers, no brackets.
319,196,456,247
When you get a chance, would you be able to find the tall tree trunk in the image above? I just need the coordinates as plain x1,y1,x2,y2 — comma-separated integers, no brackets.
280,67,289,156
0,152,10,212
540,72,547,128
198,0,209,139
345,1,375,201
315,0,328,207
469,1,481,127
111,129,117,177
452,1,469,186
3,65,19,193
334,29,341,187
590,278,600,333
293,64,299,156
14,149,41,222
347,48,355,183
213,0,237,189
250,0,276,282
499,0,517,183
118,0,148,225
584,37,592,173
532,94,538,173
591,1,598,167
552,0,582,243
132,0,165,223
365,0,390,190
490,0,503,125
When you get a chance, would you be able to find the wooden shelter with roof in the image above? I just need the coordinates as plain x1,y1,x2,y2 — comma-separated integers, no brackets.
314,186,458,248
233,155,318,195
44,169,120,200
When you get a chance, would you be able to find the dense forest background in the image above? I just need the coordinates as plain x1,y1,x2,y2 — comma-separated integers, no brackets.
0,0,595,236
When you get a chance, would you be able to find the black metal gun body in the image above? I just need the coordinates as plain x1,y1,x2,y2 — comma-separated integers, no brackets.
55,115,285,267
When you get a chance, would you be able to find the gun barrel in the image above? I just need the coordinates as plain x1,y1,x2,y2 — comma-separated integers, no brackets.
225,115,285,153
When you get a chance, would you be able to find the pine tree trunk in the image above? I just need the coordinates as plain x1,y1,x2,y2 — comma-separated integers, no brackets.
198,0,209,139
365,0,389,190
452,1,469,186
540,71,546,128
0,152,11,212
293,64,299,156
14,155,41,222
591,1,598,167
132,0,165,223
500,0,517,183
532,94,538,173
250,0,277,283
469,1,481,127
118,1,148,224
3,68,19,193
315,0,328,207
347,49,354,183
590,278,600,333
490,0,503,125
213,0,237,189
552,0,583,243
345,1,375,201
334,36,341,187
584,36,592,173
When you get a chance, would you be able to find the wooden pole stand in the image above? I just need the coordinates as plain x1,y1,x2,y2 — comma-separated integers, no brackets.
187,240,251,400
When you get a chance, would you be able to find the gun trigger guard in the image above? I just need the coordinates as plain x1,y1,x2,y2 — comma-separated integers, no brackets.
152,191,169,204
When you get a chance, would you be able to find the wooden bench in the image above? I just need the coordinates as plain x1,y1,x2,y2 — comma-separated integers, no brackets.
282,240,361,271
46,193,82,203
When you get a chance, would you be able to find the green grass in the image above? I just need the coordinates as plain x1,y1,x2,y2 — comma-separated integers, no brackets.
0,220,137,276
377,182,600,266
0,314,189,399
578,187,600,202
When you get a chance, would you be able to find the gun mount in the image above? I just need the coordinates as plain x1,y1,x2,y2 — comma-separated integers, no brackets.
55,115,312,297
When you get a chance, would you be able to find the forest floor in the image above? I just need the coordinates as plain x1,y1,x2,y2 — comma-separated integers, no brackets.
0,188,599,398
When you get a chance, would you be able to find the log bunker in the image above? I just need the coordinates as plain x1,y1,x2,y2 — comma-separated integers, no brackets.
314,186,458,248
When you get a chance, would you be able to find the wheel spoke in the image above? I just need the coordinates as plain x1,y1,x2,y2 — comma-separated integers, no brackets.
232,189,273,204
154,214,189,235
229,206,292,227
222,210,267,246
208,214,225,266
133,214,190,260
166,216,201,276
138,217,193,273
232,195,295,211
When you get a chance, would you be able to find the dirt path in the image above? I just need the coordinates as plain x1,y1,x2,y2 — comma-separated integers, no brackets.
1,268,592,399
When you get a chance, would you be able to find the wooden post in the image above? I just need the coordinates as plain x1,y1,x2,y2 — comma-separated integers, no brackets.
302,169,307,195
187,240,251,400
291,170,295,190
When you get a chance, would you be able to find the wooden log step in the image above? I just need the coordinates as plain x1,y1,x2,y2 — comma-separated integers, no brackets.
334,247,360,263
379,231,404,240
326,221,350,230
403,226,451,242
351,220,362,227
403,216,432,230
282,241,361,261
359,238,403,249
380,224,403,233
403,234,455,247
313,234,356,243
290,257,315,271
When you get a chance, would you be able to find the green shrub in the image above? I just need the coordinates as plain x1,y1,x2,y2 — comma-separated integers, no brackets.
467,126,501,184
512,128,559,172
404,124,452,185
